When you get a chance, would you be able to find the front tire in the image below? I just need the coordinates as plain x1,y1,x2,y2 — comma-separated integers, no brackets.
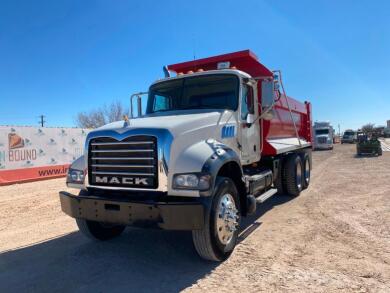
76,219,125,241
283,154,303,197
192,177,241,261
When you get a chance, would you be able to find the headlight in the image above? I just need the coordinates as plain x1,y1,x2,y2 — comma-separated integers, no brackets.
173,173,211,190
67,168,85,184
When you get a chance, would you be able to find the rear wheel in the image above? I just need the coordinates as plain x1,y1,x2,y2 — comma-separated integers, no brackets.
283,154,303,197
301,152,311,190
76,219,125,241
192,177,241,261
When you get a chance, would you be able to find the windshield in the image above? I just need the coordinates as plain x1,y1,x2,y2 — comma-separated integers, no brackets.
315,129,329,135
344,131,355,136
146,74,239,114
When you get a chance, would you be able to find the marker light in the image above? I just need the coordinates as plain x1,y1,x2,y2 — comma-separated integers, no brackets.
217,61,230,69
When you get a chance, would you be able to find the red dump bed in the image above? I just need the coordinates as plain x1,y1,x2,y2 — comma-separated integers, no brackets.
168,50,312,156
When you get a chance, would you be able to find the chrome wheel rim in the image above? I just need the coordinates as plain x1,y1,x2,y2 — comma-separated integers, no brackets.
304,159,310,184
296,161,302,190
216,193,239,245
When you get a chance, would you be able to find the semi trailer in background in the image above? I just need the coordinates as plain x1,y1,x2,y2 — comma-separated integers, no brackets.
59,50,313,261
313,121,334,150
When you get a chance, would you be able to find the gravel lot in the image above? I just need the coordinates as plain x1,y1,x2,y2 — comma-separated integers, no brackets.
380,138,390,151
0,144,389,292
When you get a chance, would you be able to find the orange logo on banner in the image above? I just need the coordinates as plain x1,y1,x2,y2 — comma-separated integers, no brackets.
8,133,25,149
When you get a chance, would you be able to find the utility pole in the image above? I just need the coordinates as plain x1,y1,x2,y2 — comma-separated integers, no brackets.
39,115,46,127
338,123,341,139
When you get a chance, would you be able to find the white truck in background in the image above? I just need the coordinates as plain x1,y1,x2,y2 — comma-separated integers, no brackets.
313,121,334,150
341,129,357,144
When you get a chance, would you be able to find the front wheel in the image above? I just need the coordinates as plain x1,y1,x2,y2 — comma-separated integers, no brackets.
76,219,125,241
192,177,241,261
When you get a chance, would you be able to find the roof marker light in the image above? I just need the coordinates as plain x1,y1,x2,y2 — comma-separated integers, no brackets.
187,70,194,74
197,68,204,72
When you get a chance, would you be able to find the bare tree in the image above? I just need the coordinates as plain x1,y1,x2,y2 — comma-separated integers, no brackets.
76,101,128,128
361,123,375,134
104,101,125,123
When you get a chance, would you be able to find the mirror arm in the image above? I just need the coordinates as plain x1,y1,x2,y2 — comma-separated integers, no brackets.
130,91,148,118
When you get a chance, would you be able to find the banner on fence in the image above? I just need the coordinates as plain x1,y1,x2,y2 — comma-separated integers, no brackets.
0,126,90,185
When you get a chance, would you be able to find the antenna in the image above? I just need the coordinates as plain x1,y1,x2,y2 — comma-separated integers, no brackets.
192,35,197,70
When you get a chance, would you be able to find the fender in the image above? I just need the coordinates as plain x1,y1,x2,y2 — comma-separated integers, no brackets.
200,140,243,197
69,155,85,172
168,139,242,197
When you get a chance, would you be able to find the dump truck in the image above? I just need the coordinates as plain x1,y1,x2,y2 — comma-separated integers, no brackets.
60,50,313,261
313,121,334,150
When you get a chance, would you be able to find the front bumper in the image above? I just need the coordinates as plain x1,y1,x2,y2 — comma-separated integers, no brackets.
314,144,333,150
59,191,205,230
341,139,354,143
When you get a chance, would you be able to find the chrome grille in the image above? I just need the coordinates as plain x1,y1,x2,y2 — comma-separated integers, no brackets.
317,137,327,144
88,136,158,189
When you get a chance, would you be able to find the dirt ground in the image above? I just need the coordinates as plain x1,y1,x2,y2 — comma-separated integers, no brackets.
0,144,389,292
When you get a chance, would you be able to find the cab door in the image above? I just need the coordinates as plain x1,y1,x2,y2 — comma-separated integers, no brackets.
239,83,260,165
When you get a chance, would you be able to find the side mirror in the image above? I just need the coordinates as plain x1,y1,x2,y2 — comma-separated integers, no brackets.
261,80,275,110
136,96,142,117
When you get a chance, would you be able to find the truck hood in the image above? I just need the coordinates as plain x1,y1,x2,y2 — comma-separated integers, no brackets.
96,110,233,138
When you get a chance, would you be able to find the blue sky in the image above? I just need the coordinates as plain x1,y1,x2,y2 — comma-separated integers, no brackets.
0,0,389,132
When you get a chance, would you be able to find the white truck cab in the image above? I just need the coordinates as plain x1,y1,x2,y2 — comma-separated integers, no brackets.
313,122,334,150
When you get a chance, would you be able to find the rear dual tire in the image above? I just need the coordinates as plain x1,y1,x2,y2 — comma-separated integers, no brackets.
283,154,303,197
301,152,311,190
280,152,311,197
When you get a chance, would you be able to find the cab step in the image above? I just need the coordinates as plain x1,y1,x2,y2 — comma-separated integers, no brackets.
246,188,278,215
256,188,278,203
